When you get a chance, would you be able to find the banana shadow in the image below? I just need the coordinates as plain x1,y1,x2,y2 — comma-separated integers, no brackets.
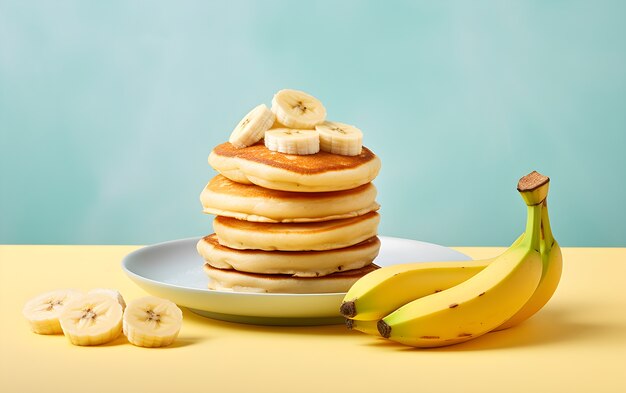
364,302,626,352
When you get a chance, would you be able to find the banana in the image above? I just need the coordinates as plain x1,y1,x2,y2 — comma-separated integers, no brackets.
376,171,546,347
495,197,562,330
123,296,183,348
345,318,381,336
229,104,275,148
341,261,490,321
88,288,126,310
342,174,561,328
340,236,524,321
264,128,320,155
316,121,363,156
59,293,123,346
271,89,326,129
22,289,83,334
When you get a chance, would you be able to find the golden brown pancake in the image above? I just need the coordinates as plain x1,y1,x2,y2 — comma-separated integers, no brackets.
203,263,379,294
208,141,381,192
197,234,380,277
200,175,380,223
213,211,380,251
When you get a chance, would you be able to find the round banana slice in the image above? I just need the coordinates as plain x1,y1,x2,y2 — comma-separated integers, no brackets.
229,104,275,148
59,293,123,346
271,89,326,129
315,121,363,156
22,289,83,334
123,296,183,348
88,288,126,310
265,128,320,155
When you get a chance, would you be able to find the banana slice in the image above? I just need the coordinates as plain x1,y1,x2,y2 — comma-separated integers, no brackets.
229,104,275,148
59,293,123,346
265,128,320,155
22,289,83,334
271,89,326,129
123,296,183,348
316,121,363,156
88,288,126,310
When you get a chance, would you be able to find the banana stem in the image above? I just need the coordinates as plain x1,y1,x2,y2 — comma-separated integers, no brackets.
522,203,542,252
541,199,555,248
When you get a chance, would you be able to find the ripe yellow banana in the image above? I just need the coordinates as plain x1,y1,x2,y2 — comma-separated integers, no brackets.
376,172,547,347
343,172,561,332
495,197,562,330
345,318,380,336
340,259,493,321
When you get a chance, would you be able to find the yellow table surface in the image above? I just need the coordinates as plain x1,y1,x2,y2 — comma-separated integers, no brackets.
1,245,625,393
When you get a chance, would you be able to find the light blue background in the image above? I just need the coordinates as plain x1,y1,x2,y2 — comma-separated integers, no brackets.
1,0,625,246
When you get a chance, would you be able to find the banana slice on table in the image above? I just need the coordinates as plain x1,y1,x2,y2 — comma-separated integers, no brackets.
265,128,320,155
59,293,123,346
316,121,363,156
123,296,183,348
88,288,126,310
23,289,83,334
271,89,326,129
229,104,275,148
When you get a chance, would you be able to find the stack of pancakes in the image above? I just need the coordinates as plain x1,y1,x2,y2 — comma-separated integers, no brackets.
196,141,382,293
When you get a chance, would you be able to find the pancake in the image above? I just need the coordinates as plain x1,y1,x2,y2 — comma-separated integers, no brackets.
197,234,380,277
200,175,380,223
203,263,379,294
208,141,381,192
213,211,380,251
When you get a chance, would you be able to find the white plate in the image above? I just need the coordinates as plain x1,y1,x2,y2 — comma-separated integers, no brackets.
121,236,470,326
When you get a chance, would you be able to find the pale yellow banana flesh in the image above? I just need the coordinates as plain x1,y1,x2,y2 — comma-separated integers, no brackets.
264,128,320,155
59,294,123,346
123,296,183,348
271,89,326,129
229,104,275,148
88,288,126,310
316,121,363,156
22,289,83,334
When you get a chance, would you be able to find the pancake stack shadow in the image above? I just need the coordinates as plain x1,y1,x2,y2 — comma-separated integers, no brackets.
196,142,382,293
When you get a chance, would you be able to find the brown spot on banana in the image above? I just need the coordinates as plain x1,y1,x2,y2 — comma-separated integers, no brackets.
420,335,441,339
449,303,459,308
478,292,486,297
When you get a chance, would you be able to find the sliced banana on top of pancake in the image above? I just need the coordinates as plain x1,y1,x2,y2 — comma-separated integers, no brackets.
316,121,363,156
271,89,326,129
229,104,275,148
265,128,320,155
